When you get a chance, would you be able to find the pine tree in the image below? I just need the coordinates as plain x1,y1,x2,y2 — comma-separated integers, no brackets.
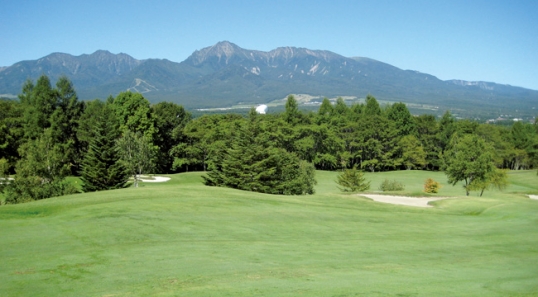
203,121,262,190
80,106,130,192
386,102,416,137
20,75,57,140
364,95,381,117
316,97,333,125
203,119,316,195
336,166,370,192
50,76,84,175
283,95,301,125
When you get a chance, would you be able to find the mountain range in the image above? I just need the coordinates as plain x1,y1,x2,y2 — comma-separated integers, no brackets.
1,41,537,117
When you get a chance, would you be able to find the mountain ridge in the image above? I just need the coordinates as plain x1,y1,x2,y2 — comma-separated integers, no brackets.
0,41,536,117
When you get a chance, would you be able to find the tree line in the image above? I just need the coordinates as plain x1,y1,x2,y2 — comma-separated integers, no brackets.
0,75,191,203
172,94,538,172
1,75,537,202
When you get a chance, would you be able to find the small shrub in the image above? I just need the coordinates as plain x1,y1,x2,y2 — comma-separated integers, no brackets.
4,177,80,204
336,166,370,192
424,178,441,193
378,179,405,191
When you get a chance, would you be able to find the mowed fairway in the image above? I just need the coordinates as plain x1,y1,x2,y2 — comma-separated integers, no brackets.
1,170,538,296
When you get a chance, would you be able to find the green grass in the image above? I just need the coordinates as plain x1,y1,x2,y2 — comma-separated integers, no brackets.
1,170,538,296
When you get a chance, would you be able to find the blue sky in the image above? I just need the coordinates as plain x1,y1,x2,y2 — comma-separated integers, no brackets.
1,0,537,90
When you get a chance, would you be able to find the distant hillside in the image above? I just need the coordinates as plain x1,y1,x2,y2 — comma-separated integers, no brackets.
0,41,537,117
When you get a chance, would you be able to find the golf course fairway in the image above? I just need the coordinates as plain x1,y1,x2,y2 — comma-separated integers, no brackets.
1,170,537,296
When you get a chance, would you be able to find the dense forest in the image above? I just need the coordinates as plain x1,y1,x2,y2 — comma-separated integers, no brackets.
1,75,537,203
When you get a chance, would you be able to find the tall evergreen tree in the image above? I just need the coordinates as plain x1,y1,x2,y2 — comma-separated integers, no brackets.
171,114,242,172
363,95,381,117
20,75,57,140
283,95,301,125
355,115,397,172
77,99,106,152
329,97,350,128
0,99,24,171
203,119,316,195
386,102,416,137
415,114,441,169
49,76,84,174
316,97,333,125
80,106,130,192
349,103,363,122
332,97,349,117
437,110,456,153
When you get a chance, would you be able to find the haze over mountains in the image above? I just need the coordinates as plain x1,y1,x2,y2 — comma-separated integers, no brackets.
1,41,536,116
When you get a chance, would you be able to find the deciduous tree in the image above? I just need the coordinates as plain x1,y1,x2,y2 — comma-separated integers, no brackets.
117,130,155,187
443,134,496,196
4,129,77,203
152,102,191,173
112,91,156,140
467,168,508,197
399,135,427,170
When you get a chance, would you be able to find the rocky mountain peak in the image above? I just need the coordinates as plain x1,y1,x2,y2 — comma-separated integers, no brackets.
187,41,248,66
266,46,343,64
86,50,140,65
185,42,346,68
89,49,114,57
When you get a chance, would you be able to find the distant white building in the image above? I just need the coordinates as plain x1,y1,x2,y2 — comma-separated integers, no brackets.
255,104,268,114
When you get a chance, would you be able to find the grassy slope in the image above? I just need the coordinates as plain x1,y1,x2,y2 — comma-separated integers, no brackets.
0,170,537,296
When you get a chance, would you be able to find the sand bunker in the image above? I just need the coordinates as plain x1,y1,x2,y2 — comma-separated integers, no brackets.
359,194,448,208
0,177,13,184
529,195,538,200
139,176,171,183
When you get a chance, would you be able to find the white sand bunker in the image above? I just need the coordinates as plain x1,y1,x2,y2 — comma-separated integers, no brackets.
0,177,14,184
139,176,171,183
359,194,448,208
529,195,538,200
